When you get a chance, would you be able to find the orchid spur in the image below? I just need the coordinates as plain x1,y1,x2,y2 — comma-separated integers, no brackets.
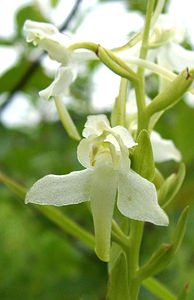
26,115,168,262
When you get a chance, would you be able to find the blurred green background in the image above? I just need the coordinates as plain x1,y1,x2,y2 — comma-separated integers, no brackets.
0,0,194,299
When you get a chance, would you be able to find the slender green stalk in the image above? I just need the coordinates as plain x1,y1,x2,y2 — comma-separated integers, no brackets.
128,221,144,278
112,0,165,53
68,42,98,52
150,0,165,28
54,96,81,141
125,57,176,81
136,0,155,133
139,0,155,62
112,220,129,247
142,277,176,300
127,221,144,300
133,79,149,134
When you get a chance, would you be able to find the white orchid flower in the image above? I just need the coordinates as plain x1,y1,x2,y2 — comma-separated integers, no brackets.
24,20,70,64
149,14,194,74
127,90,181,163
24,20,94,100
116,14,194,93
26,115,168,262
150,131,181,163
24,20,95,140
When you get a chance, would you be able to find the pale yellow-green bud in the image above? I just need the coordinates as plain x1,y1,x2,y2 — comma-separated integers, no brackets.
147,69,194,116
96,45,137,82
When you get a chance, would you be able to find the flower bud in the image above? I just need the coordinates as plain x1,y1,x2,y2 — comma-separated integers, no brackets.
97,46,137,81
158,163,185,208
147,69,194,116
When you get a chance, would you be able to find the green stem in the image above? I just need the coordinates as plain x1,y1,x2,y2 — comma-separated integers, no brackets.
68,42,98,52
54,96,81,141
128,221,144,277
135,0,155,134
112,0,164,53
150,0,165,29
139,0,155,62
112,220,129,247
125,57,176,81
127,220,144,300
133,79,148,134
142,277,176,300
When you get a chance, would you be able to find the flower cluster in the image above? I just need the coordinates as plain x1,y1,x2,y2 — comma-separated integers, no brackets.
24,10,192,262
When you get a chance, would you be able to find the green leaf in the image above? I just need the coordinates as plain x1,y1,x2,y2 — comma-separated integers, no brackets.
131,129,155,181
108,242,122,274
152,168,164,189
172,206,189,251
138,242,173,280
107,252,129,300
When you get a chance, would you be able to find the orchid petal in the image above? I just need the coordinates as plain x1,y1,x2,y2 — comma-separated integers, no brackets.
112,125,136,148
105,134,121,153
83,114,110,138
24,20,70,64
25,169,92,206
77,137,94,168
38,38,69,64
24,20,58,43
158,43,194,73
151,131,181,162
117,170,169,226
39,66,75,100
167,43,194,72
90,165,118,261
